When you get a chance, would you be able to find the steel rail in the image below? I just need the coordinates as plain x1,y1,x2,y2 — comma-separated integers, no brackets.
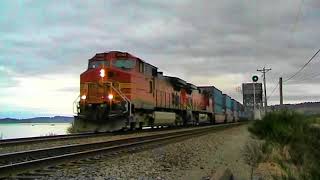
0,123,242,178
0,131,111,146
0,123,223,147
0,126,182,146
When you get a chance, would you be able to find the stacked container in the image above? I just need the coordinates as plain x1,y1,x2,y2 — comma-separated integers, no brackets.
238,103,247,120
223,94,233,122
198,86,225,123
213,87,224,123
232,100,239,122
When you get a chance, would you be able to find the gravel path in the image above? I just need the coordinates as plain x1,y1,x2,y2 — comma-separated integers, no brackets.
45,124,251,180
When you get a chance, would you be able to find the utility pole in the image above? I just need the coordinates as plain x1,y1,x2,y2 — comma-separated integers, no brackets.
257,67,271,114
279,77,283,105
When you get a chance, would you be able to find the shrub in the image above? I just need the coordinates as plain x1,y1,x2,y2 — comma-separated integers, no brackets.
248,110,308,145
248,110,320,179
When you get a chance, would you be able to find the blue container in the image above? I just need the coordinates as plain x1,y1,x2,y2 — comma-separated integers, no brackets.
214,104,223,114
198,86,224,113
223,94,232,110
236,102,241,112
213,88,223,107
231,99,234,110
232,100,238,111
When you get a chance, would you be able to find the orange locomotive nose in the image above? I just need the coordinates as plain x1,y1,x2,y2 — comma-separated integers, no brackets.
80,65,132,102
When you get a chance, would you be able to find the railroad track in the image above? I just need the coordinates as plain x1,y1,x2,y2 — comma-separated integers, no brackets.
0,132,109,146
0,124,206,147
0,122,243,179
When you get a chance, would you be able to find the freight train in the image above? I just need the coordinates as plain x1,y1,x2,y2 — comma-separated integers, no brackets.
73,51,247,132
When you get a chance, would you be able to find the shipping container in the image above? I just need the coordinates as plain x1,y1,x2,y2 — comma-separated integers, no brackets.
231,99,234,111
198,86,223,112
238,103,249,120
223,94,233,122
232,100,239,121
198,86,225,123
214,89,225,123
223,94,232,110
232,99,238,111
214,104,224,113
236,102,241,112
213,88,223,107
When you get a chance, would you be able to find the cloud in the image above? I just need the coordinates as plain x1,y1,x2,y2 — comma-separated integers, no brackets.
0,73,79,117
0,66,20,87
0,0,319,117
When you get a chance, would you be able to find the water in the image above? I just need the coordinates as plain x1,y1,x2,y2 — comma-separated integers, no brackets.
0,123,72,140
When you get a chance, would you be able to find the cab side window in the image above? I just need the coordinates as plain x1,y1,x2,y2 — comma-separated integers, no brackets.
139,61,144,73
149,81,153,93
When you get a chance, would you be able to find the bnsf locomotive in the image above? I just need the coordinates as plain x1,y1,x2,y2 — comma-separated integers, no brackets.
74,51,246,132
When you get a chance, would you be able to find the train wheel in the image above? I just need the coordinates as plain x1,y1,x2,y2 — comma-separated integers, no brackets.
194,113,199,126
130,122,136,130
138,122,143,130
148,117,154,128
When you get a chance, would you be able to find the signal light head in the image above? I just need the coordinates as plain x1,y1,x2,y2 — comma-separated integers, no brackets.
252,75,259,82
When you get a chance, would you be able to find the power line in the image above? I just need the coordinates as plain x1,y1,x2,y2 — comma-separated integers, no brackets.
288,0,305,48
282,0,305,82
289,70,320,83
283,48,320,83
309,72,320,79
267,82,279,101
266,0,308,105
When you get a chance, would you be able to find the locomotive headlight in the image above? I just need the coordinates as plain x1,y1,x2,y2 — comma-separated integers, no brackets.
81,95,87,100
108,94,113,100
100,69,105,77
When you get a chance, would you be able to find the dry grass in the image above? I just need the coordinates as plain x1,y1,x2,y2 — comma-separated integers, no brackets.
248,111,320,180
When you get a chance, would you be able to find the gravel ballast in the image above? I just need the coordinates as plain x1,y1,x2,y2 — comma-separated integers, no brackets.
45,124,251,180
0,127,218,154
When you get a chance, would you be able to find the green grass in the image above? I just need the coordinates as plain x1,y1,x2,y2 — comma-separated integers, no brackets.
248,111,320,180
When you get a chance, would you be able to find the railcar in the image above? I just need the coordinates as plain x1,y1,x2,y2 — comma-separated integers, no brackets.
238,103,249,121
198,86,226,124
73,51,244,132
232,99,240,122
223,94,233,123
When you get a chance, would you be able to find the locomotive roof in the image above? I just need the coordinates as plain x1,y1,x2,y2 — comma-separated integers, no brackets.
89,51,157,69
198,86,222,93
164,76,187,85
187,83,198,90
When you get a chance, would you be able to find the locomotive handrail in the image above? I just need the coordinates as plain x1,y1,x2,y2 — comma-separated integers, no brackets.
105,81,132,116
73,94,80,114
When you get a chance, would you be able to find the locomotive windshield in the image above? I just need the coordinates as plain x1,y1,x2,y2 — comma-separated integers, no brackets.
88,61,109,69
113,59,135,70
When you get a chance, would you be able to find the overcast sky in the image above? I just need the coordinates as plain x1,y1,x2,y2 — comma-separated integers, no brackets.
0,0,319,118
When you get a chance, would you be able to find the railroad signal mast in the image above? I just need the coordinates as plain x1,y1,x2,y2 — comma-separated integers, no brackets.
257,67,271,114
252,75,258,119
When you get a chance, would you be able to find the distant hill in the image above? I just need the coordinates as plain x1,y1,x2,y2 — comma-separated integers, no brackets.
270,102,320,115
0,116,74,123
